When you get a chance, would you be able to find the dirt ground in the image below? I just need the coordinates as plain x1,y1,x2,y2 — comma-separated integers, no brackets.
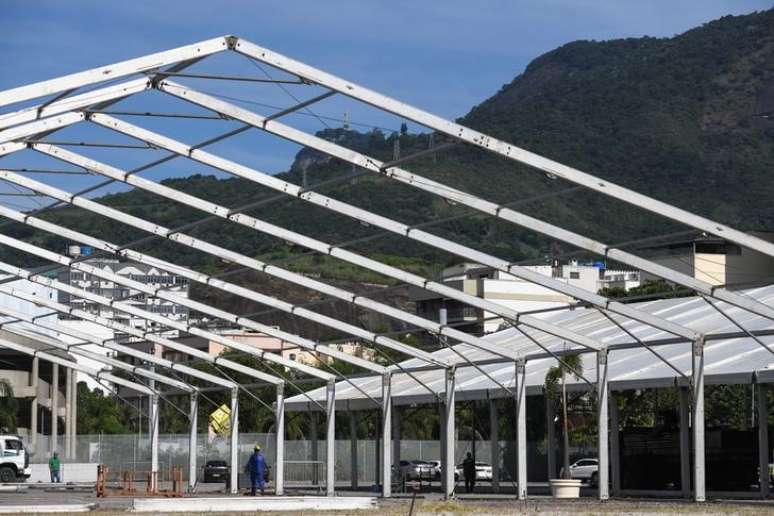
4,491,774,515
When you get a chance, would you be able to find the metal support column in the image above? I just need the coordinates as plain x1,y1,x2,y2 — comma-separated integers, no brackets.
229,387,239,495
374,412,380,490
188,392,198,492
759,383,769,498
64,368,72,460
443,367,456,499
311,411,319,486
350,411,358,491
439,402,447,495
515,359,527,500
546,393,556,480
275,384,285,496
382,372,392,498
489,398,500,493
597,350,609,500
391,405,399,483
679,386,691,498
692,339,706,502
150,392,159,492
70,371,77,459
610,391,621,497
30,357,38,455
50,363,58,455
326,380,336,497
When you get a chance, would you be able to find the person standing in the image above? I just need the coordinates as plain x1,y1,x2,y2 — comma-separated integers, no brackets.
246,445,266,496
48,451,61,483
462,451,476,493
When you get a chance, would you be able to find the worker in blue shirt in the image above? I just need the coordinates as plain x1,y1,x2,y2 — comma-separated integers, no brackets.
246,444,266,495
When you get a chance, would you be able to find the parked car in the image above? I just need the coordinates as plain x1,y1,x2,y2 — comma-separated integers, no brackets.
561,458,599,485
203,460,229,483
398,460,434,481
454,461,493,481
428,460,442,480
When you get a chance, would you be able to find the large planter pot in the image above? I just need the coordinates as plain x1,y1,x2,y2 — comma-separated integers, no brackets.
549,478,582,498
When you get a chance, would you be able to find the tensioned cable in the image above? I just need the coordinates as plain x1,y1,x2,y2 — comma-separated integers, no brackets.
125,371,191,420
2,168,91,175
0,64,244,238
701,296,774,357
208,183,585,299
371,346,440,400
596,309,689,381
210,363,274,412
191,86,400,134
0,124,256,287
237,217,701,325
243,56,333,130
144,71,309,85
441,337,513,397
511,324,594,389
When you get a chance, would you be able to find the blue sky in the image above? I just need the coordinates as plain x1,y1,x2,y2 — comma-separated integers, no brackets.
0,0,771,209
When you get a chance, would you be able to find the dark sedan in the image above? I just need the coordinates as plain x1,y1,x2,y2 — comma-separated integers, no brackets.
203,460,229,483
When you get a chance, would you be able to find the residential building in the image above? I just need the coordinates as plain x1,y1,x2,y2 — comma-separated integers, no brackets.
640,232,774,288
117,329,376,370
56,245,190,341
410,262,641,335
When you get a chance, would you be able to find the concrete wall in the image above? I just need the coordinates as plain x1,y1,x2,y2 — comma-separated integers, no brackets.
27,463,98,483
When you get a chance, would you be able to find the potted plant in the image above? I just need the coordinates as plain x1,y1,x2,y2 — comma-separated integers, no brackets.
545,353,583,498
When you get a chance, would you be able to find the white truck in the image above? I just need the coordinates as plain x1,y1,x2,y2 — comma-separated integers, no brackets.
0,434,31,482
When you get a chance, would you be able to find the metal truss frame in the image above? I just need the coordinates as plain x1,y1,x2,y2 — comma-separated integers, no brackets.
2,35,772,501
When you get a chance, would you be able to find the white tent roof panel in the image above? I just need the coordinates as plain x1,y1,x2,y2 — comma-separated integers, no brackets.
286,286,774,411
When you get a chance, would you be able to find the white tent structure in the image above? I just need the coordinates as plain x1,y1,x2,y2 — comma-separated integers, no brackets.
0,35,771,501
286,286,774,497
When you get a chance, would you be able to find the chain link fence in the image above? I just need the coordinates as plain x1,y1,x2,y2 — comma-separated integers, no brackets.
26,432,590,485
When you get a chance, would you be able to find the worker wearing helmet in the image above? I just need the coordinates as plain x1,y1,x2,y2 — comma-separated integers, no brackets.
246,444,266,495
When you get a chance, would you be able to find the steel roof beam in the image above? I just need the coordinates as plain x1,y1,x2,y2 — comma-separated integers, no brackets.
0,260,323,380
0,262,306,384
0,231,386,375
36,144,609,352
0,336,152,395
233,37,774,261
0,37,229,108
0,322,194,392
153,83,774,325
0,112,84,145
0,204,447,368
0,79,151,132
0,301,235,389
0,280,277,387
263,90,336,123
0,170,525,361
149,85,699,340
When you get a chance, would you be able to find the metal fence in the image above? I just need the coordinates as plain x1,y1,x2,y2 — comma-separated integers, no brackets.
26,432,595,485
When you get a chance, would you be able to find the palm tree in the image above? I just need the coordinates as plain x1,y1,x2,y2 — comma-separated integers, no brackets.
544,353,583,479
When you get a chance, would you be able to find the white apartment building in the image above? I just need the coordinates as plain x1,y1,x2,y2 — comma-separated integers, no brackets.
411,262,641,335
56,246,190,341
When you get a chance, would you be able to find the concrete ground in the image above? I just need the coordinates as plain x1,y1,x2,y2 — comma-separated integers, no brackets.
2,488,774,515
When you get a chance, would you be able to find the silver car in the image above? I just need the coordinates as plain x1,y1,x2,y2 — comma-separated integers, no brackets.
561,458,599,485
455,461,493,481
398,460,434,481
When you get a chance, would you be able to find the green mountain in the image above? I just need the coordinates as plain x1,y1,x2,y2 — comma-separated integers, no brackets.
4,9,774,336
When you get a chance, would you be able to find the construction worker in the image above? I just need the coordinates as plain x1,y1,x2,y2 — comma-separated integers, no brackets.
462,451,476,493
246,444,266,495
48,451,61,483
